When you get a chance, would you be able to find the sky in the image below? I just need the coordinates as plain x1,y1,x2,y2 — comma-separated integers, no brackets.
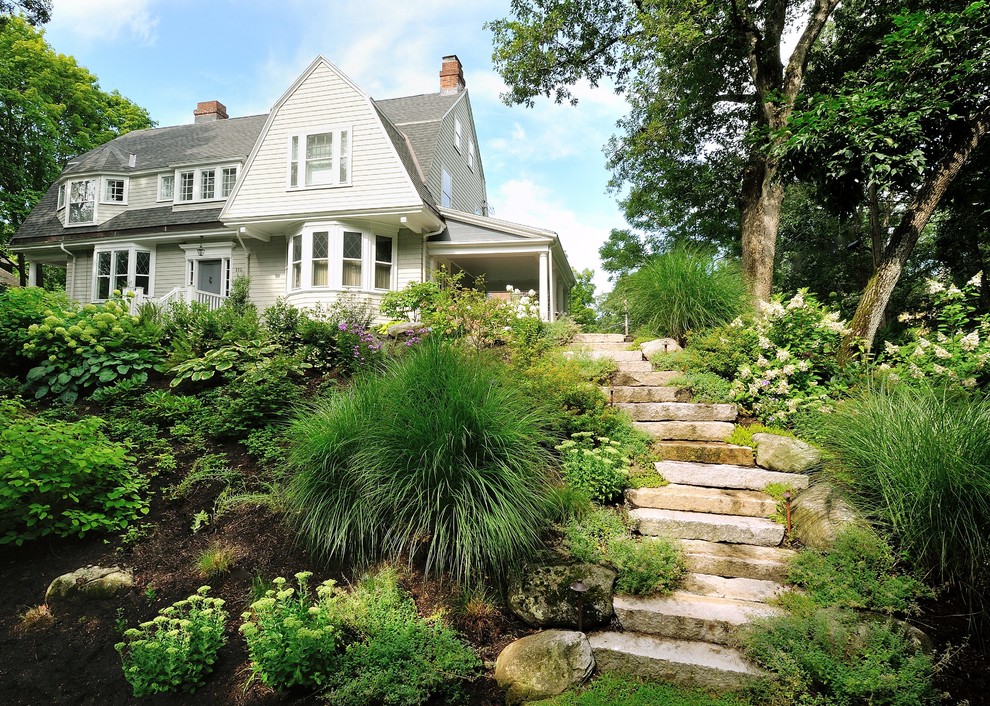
41,0,631,293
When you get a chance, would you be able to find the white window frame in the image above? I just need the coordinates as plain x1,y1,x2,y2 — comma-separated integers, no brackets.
220,166,237,197
441,169,452,208
454,117,462,153
158,174,174,201
178,242,234,296
66,178,97,226
286,126,352,190
285,224,396,293
467,138,475,172
57,183,65,209
172,163,239,203
177,170,195,202
92,243,155,301
101,176,128,205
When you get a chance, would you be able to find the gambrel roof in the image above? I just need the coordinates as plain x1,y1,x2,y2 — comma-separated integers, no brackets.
375,92,462,177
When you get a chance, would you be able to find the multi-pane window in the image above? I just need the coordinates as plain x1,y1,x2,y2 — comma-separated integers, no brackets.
454,117,462,152
288,128,351,188
68,179,96,224
178,171,195,202
221,167,237,197
374,236,393,290
441,169,452,208
312,231,329,287
200,169,216,200
467,139,475,172
103,178,126,203
94,248,151,299
134,251,151,293
342,231,362,287
159,174,174,200
57,184,65,209
291,235,302,290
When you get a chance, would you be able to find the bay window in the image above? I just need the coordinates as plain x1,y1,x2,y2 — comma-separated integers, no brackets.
342,231,362,287
287,225,395,292
288,127,352,188
375,236,393,290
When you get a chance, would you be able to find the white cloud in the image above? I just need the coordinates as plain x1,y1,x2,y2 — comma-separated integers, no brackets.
50,0,160,45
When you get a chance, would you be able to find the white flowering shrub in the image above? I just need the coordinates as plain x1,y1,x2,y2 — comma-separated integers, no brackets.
729,290,852,425
877,273,989,389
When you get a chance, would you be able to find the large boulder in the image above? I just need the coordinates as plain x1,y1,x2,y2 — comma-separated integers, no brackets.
791,483,862,551
752,433,822,473
641,338,682,360
45,565,134,602
508,563,615,629
495,630,594,704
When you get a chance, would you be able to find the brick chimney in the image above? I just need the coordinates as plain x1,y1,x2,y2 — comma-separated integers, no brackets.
439,55,465,95
194,100,228,123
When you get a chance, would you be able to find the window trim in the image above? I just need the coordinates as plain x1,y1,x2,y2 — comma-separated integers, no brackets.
172,163,239,203
100,176,129,205
286,126,353,190
454,117,462,153
286,223,396,294
441,169,452,208
65,178,98,227
158,173,175,202
57,183,65,210
91,243,155,301
467,138,475,172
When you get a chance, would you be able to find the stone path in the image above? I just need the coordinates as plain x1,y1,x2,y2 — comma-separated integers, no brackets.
566,333,811,692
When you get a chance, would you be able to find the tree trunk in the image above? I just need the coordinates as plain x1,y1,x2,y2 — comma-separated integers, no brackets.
841,106,990,358
740,153,784,302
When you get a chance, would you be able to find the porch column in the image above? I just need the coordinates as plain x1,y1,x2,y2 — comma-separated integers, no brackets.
548,255,556,321
538,251,550,321
27,261,41,287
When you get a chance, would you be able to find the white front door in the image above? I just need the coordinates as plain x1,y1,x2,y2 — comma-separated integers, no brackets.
197,259,222,294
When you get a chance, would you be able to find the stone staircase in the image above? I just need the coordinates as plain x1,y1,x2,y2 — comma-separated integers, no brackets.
566,333,809,693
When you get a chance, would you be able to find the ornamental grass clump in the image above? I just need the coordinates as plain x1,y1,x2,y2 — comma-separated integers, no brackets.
287,339,557,584
820,381,990,614
612,245,748,342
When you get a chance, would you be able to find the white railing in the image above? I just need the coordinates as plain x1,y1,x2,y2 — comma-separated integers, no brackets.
124,286,227,313
194,289,227,310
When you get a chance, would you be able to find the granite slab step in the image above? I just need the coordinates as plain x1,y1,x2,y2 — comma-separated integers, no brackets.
632,508,785,546
634,421,736,441
613,371,682,387
607,386,690,403
589,631,763,692
656,460,810,491
573,333,626,344
657,441,755,466
618,402,737,422
680,539,797,583
564,349,644,361
616,360,654,372
627,485,777,518
681,572,787,603
568,342,635,352
614,592,781,645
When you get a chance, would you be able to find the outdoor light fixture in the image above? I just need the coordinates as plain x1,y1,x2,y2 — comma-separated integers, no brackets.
197,238,205,257
570,580,589,633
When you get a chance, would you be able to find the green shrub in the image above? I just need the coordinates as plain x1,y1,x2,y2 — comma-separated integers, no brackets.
608,537,685,596
0,287,71,376
287,340,557,584
322,568,480,705
723,424,795,448
820,381,990,610
240,571,344,689
556,432,629,503
0,400,147,544
155,299,264,361
243,425,288,467
742,606,937,706
668,371,734,403
611,245,748,342
531,671,748,706
788,526,933,615
115,586,228,696
562,506,629,564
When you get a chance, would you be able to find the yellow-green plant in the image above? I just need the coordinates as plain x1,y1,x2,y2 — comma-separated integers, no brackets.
556,432,629,503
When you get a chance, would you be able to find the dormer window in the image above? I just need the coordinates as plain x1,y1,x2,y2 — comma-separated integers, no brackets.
288,127,351,189
57,183,65,209
102,177,127,204
173,164,237,202
67,179,97,225
158,174,174,201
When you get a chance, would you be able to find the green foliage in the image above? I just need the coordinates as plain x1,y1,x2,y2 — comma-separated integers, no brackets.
243,425,288,467
380,280,442,321
240,572,343,689
789,526,933,615
287,340,557,584
195,543,237,578
0,286,70,376
155,299,265,361
22,297,163,403
562,506,629,564
115,586,227,697
531,671,748,706
0,400,147,544
742,606,937,706
724,424,795,448
668,371,734,404
819,381,990,611
611,246,749,341
568,268,599,329
168,453,239,500
520,353,619,439
608,537,685,596
556,432,629,503
169,339,274,387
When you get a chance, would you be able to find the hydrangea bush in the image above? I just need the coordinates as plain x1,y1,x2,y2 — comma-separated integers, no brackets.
878,273,989,389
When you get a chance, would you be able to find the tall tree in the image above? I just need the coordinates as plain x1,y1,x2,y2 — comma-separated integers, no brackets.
568,268,599,328
488,0,840,300
0,0,50,27
0,17,153,248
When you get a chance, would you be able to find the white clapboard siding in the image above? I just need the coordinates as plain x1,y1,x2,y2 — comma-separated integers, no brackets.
245,237,288,310
396,230,423,289
429,96,487,215
153,245,187,295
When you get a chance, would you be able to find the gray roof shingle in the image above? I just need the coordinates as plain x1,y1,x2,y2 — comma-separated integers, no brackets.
375,92,462,175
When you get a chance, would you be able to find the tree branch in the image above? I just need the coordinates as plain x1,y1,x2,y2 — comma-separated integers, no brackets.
783,0,841,101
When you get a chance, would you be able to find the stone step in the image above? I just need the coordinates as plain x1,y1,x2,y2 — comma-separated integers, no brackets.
568,342,635,352
680,539,797,583
617,402,737,422
656,460,810,491
589,631,763,692
613,592,781,646
564,349,644,361
616,360,654,372
681,573,787,603
632,508,785,546
573,333,626,344
608,386,690,403
634,421,736,441
627,485,777,518
613,371,681,387
656,441,755,467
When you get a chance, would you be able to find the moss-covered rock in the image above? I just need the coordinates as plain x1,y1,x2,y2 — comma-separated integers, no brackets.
508,562,615,629
495,630,594,704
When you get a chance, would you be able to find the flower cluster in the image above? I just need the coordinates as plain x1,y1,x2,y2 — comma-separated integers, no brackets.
878,273,989,389
505,285,542,319
729,290,851,424
337,321,382,366
556,431,629,503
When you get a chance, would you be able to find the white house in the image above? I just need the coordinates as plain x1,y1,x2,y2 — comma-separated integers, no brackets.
11,55,575,319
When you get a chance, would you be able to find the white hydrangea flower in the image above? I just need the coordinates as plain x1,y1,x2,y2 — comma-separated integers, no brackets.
962,377,977,388
912,346,925,357
730,317,743,328
947,285,962,297
756,356,769,367
764,368,779,379
759,335,773,350
968,272,983,287
932,364,946,375
884,340,900,354
506,284,513,292
739,365,752,379
782,364,796,376
961,332,980,351
776,348,791,361
919,337,932,348
897,312,913,323
797,359,811,372
927,280,945,295
933,345,951,359
787,292,805,309
889,372,900,382
878,363,891,371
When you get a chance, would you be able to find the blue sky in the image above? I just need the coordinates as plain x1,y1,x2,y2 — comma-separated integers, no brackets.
42,0,630,293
